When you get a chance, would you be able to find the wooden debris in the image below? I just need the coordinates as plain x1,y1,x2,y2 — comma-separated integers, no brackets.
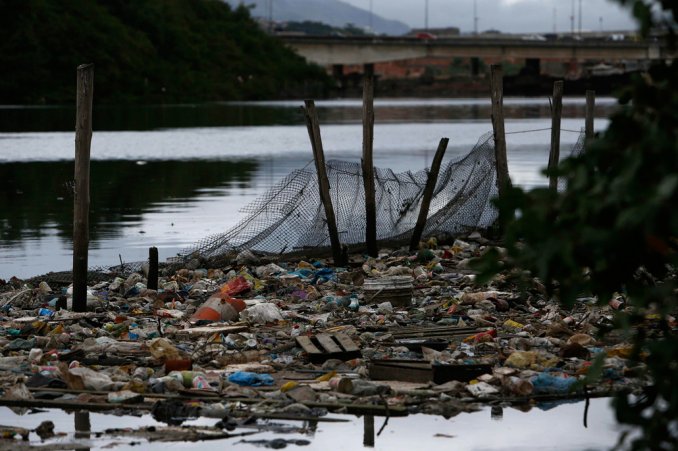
296,333,361,363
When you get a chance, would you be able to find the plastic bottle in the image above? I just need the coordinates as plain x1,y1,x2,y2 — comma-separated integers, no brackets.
349,296,360,310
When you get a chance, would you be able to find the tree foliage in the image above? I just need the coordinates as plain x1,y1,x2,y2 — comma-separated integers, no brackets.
0,0,329,104
475,1,677,448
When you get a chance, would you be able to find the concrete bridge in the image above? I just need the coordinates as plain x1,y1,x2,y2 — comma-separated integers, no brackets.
280,35,670,67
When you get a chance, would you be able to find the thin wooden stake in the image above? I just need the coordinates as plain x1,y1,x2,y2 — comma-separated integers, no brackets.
303,100,345,266
148,246,159,290
490,65,510,196
548,80,564,192
585,89,595,142
362,64,378,257
72,63,94,313
409,138,449,251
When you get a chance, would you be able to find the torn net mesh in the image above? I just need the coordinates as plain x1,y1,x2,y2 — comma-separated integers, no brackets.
557,128,586,191
175,131,499,261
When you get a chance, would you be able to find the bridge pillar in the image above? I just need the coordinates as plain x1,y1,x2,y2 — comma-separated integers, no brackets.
471,57,481,77
525,58,541,76
363,63,374,77
332,64,345,90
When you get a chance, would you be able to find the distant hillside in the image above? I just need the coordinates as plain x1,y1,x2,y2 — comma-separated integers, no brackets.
225,0,410,35
0,0,329,104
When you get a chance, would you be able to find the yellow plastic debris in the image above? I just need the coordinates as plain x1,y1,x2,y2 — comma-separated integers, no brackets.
315,370,337,382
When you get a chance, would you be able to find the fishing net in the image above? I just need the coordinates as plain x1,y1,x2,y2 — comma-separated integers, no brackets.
29,129,586,283
169,131,498,266
557,128,586,191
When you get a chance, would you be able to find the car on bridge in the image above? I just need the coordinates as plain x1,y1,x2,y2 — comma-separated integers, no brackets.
415,32,437,40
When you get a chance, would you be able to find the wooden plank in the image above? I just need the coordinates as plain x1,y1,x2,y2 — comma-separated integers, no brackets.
306,401,409,417
390,328,480,337
389,326,480,336
173,325,248,337
369,361,431,383
315,333,342,353
371,360,431,369
333,333,359,352
296,335,323,354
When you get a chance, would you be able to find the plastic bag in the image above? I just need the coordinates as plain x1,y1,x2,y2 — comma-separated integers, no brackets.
531,371,578,394
219,276,251,297
227,371,274,386
67,366,115,391
466,381,499,397
148,337,181,360
191,296,246,322
240,303,283,325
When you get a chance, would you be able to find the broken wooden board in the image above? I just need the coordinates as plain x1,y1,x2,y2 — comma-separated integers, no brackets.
296,333,361,363
368,359,492,384
172,324,248,337
388,325,483,340
368,360,431,384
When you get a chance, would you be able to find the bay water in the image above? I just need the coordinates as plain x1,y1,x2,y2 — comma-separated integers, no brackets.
0,98,630,449
0,98,616,279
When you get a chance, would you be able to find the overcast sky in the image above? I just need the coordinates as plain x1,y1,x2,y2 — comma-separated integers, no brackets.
339,0,637,33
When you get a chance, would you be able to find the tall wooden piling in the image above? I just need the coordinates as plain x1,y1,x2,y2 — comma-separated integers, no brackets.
490,65,510,196
72,64,94,312
548,80,564,192
585,89,595,142
409,138,449,251
362,64,378,257
148,247,159,290
303,100,345,266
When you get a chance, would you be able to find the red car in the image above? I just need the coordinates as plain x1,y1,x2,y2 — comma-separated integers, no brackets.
415,32,437,40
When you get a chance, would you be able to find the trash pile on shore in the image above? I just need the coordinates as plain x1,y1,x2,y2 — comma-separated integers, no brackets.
0,233,655,442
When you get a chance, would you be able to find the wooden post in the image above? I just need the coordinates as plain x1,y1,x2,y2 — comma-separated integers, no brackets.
363,415,375,447
585,89,595,142
148,247,159,290
362,64,378,257
302,100,345,266
490,65,510,196
72,64,94,312
548,80,564,192
409,138,449,251
74,411,91,439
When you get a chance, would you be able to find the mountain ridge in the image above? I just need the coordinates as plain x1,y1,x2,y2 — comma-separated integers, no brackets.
225,0,410,35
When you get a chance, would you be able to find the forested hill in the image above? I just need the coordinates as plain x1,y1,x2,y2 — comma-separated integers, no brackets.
0,0,329,104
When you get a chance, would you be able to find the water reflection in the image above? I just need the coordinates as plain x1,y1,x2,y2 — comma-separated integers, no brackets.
0,99,606,279
0,159,258,244
0,98,618,132
0,399,633,450
0,104,304,132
